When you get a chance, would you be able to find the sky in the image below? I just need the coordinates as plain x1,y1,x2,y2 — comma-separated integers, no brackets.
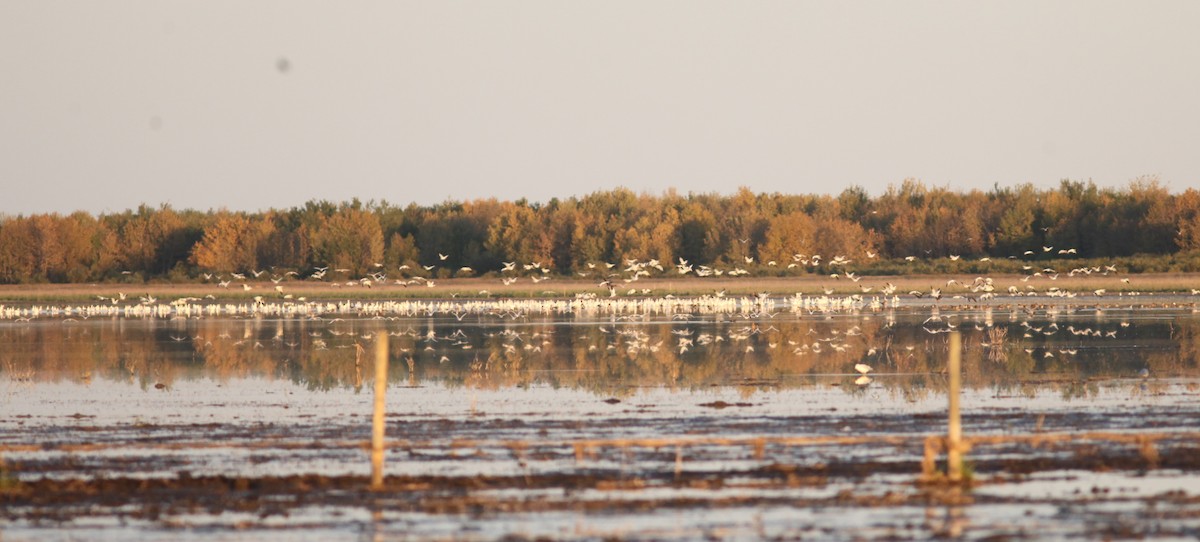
3,1,1199,215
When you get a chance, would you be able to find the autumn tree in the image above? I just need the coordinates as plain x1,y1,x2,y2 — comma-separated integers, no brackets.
988,184,1041,257
486,201,552,267
1174,189,1200,252
759,212,817,265
676,196,724,266
190,213,274,272
309,206,384,276
103,204,195,277
0,216,34,283
384,232,421,270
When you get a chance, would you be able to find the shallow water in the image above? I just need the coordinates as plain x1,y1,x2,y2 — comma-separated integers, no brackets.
2,304,1200,540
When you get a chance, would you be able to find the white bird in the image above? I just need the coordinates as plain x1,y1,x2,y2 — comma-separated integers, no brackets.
854,363,873,375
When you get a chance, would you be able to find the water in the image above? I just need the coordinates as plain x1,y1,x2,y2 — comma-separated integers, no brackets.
2,303,1199,540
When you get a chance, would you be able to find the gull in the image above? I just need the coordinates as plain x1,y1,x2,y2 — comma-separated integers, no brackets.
438,253,449,260
854,363,873,375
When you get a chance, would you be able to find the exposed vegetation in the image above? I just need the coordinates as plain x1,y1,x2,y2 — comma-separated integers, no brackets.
3,178,1199,284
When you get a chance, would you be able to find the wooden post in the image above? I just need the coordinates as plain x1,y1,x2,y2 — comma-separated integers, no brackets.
947,331,963,482
370,334,388,490
921,436,939,479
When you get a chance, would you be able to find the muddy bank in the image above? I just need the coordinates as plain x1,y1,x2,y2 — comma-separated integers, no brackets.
6,402,1200,536
5,441,1200,539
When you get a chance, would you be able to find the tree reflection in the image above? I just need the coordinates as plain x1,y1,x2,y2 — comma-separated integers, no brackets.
2,308,1198,399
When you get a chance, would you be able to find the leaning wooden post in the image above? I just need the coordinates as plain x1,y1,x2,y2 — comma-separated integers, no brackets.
370,333,388,490
947,331,964,482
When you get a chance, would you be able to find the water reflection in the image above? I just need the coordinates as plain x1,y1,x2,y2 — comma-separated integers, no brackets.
2,307,1197,399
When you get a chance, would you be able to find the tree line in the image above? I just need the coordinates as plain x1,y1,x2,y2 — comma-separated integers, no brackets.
3,178,1200,284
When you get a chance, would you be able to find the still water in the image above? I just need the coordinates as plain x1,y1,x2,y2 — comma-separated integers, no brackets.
3,303,1199,540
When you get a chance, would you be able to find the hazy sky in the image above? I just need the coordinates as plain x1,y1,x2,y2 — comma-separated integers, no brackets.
3,2,1199,215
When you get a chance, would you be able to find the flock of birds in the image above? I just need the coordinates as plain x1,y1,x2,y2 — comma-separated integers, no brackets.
2,244,1194,325
0,245,1179,386
173,245,1134,300
2,261,1163,391
27,297,1147,394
